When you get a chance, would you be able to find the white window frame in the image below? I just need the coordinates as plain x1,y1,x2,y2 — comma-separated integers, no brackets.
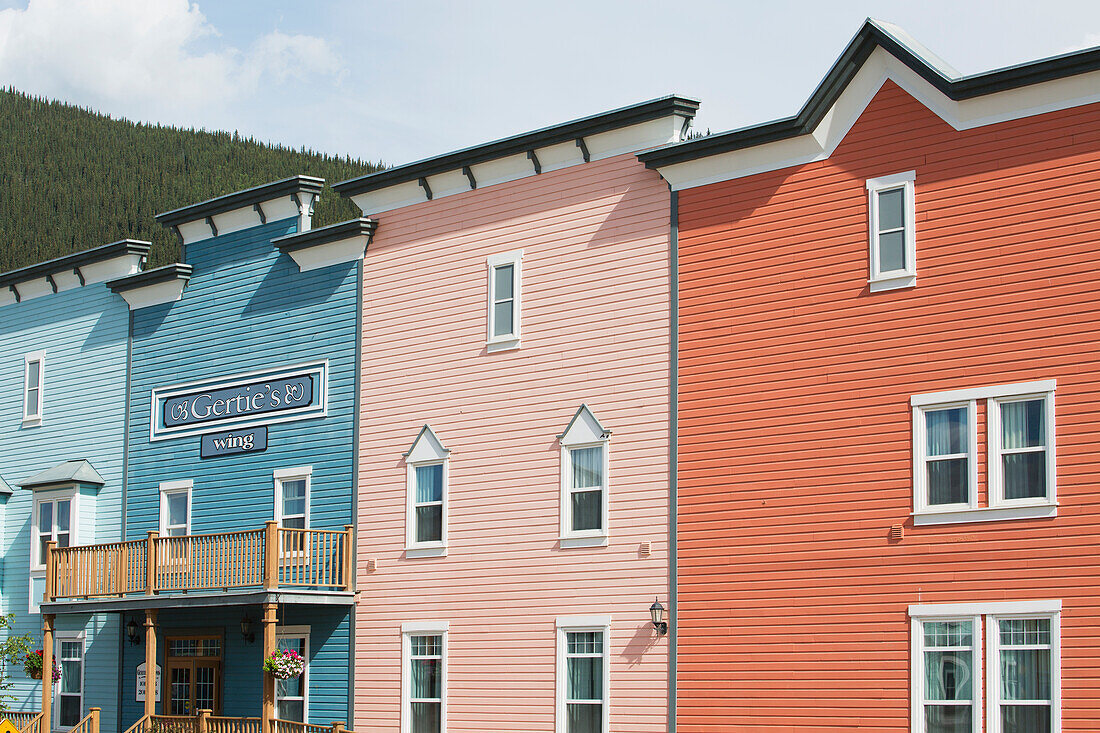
273,466,312,529
23,350,45,425
988,390,1057,510
486,250,523,352
54,630,85,731
400,621,448,733
159,480,193,536
405,460,448,557
31,489,78,573
987,610,1062,733
867,171,917,292
558,406,611,548
275,625,310,723
912,400,978,516
556,615,611,733
911,381,1058,525
909,601,1061,733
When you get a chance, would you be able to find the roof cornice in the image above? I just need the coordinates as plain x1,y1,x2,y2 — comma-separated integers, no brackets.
333,96,700,199
107,263,193,310
638,19,1100,169
155,175,325,229
0,239,150,290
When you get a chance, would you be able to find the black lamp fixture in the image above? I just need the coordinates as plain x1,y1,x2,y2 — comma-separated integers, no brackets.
649,598,668,636
126,617,141,646
241,614,255,644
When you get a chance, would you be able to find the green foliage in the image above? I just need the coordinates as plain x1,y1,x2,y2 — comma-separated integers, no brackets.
0,87,384,271
0,614,34,712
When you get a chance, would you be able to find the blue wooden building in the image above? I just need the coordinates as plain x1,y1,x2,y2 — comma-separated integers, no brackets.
39,177,374,732
0,241,151,733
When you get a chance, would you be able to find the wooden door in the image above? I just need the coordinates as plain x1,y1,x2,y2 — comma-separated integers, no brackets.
164,635,223,715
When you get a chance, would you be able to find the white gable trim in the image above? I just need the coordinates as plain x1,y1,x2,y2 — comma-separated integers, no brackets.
558,404,611,446
658,46,1100,191
404,425,450,462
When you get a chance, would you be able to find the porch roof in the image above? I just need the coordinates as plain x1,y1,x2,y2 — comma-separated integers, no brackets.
41,588,354,615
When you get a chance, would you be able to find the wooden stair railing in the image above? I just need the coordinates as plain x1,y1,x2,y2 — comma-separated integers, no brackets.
67,708,100,733
9,711,43,733
122,715,151,733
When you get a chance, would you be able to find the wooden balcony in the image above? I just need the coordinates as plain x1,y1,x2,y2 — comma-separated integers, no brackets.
43,521,354,602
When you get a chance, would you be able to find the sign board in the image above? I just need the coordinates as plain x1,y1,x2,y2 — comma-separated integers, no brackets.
136,662,162,702
0,719,21,733
201,426,268,458
150,362,327,440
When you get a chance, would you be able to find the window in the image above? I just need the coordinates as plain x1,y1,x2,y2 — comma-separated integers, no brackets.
557,617,610,733
159,481,192,536
486,251,522,351
911,381,1056,525
56,635,84,729
402,623,447,733
404,426,449,557
866,172,916,292
32,494,73,570
558,406,610,547
274,467,311,530
910,601,1061,733
23,351,45,424
275,627,309,722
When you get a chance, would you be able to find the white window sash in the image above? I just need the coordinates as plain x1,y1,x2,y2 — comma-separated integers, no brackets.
406,460,447,551
159,481,193,536
401,628,447,733
23,351,45,423
559,441,610,542
556,622,610,733
912,400,978,515
275,626,309,723
31,491,77,572
273,467,312,529
910,614,983,733
986,612,1062,733
866,171,917,288
54,632,85,731
988,391,1057,509
485,251,523,350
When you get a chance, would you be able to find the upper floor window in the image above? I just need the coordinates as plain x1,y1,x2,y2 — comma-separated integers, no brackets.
274,467,311,530
404,426,449,558
23,351,45,424
910,600,1061,733
159,480,192,536
558,406,610,547
486,251,522,352
33,494,72,571
867,171,916,292
912,381,1056,525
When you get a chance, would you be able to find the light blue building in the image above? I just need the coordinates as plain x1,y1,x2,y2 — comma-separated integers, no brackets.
39,177,373,731
0,241,151,733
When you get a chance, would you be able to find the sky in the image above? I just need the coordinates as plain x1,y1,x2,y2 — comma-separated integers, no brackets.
0,0,1098,166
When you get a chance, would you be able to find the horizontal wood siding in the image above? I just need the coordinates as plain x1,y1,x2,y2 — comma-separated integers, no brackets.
0,284,128,731
355,154,671,731
125,217,358,727
676,81,1100,730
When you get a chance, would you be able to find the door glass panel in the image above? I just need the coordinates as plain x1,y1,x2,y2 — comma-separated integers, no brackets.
170,667,191,715
195,665,216,713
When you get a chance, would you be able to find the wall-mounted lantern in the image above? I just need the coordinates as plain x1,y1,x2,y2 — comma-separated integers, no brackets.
650,598,668,636
127,617,141,646
241,614,255,644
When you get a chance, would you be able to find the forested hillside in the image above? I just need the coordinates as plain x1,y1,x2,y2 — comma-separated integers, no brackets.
0,88,383,271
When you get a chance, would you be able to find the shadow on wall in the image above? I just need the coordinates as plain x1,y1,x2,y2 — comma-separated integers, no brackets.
81,308,127,350
243,254,351,317
621,621,663,665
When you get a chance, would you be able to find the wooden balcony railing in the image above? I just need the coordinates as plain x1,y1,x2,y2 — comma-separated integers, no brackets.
124,712,349,733
45,522,354,602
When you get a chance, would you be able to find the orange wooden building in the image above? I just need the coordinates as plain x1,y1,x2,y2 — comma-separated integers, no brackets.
640,21,1100,732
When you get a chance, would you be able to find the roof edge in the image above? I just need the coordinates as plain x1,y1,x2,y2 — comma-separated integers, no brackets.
333,95,700,198
0,239,151,290
107,263,193,293
272,218,377,253
155,175,325,229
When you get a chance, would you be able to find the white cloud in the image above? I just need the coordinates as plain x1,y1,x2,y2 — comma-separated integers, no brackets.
0,0,342,119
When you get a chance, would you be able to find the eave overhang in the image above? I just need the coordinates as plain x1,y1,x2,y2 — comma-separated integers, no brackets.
272,218,377,272
107,263,193,310
0,239,150,307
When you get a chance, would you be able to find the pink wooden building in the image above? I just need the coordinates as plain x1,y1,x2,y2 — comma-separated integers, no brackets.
332,97,698,733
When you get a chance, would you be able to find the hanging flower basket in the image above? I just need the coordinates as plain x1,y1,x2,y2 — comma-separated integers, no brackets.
262,648,304,680
24,650,60,682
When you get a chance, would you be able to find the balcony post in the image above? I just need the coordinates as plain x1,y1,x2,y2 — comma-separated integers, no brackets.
90,707,100,733
197,709,210,733
144,609,158,718
264,521,278,591
342,526,354,592
331,723,345,733
44,540,57,602
146,531,159,596
261,602,277,733
41,614,54,728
